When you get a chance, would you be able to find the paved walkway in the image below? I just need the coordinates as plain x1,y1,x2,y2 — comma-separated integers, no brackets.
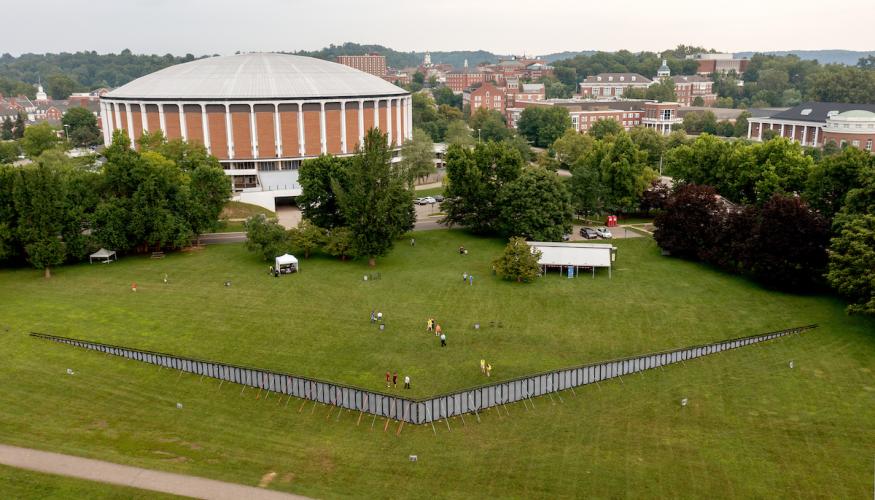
0,444,309,500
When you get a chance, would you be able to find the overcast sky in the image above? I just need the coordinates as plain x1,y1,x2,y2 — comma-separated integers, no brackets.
5,0,872,57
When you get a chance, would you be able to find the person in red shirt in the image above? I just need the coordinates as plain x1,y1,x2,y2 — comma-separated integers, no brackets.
385,371,390,388
392,372,398,388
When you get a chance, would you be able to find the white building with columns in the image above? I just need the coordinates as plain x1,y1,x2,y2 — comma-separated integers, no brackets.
100,53,412,210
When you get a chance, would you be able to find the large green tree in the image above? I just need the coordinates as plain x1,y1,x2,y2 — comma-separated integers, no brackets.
12,163,69,277
400,129,436,184
297,155,350,229
468,108,513,143
0,141,19,164
493,237,541,283
827,214,875,315
245,214,292,262
517,106,571,148
496,167,573,241
441,141,524,233
61,107,101,147
21,122,61,158
334,129,414,267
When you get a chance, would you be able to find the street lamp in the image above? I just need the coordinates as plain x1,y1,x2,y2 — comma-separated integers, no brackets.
63,124,71,143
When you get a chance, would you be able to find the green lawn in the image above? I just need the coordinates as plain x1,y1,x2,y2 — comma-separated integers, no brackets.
212,220,246,233
0,464,182,499
0,231,872,498
414,186,445,197
220,201,274,220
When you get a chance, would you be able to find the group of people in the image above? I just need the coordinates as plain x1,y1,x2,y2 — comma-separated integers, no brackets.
458,246,468,255
370,310,384,324
385,371,411,389
480,359,493,377
426,318,446,346
461,272,474,285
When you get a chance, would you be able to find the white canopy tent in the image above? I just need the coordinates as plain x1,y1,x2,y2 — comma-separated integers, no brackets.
527,242,617,278
275,253,299,273
89,248,117,264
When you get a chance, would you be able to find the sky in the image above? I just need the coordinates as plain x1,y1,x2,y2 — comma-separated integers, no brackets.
4,0,873,57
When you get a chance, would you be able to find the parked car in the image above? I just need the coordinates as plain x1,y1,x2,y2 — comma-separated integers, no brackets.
580,227,598,239
434,194,445,202
562,233,572,241
414,197,425,205
419,196,437,205
595,227,613,239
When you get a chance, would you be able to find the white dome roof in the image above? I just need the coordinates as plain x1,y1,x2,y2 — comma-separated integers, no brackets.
105,53,407,100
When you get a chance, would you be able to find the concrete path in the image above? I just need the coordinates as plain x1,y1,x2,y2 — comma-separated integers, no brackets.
0,444,309,500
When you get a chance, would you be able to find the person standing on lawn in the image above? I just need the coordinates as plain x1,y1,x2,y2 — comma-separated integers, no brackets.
385,371,391,388
392,372,398,388
404,375,410,389
435,323,442,338
440,333,447,347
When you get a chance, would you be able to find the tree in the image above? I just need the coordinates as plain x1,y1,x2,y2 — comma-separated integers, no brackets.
827,214,875,315
807,65,875,104
692,96,705,107
468,108,512,143
587,118,623,140
441,141,524,233
0,141,19,164
288,219,326,258
646,78,676,102
21,122,60,158
493,237,541,283
445,120,475,148
681,111,717,135
751,137,813,204
653,184,723,259
628,126,665,167
334,129,414,267
324,226,356,261
400,129,436,185
496,168,573,241
551,129,594,170
297,155,349,229
187,161,231,242
12,163,69,277
597,133,655,213
1,117,13,140
744,194,829,291
45,73,82,100
570,158,605,218
433,86,462,109
13,113,25,139
61,107,101,147
733,111,751,137
244,214,291,261
517,106,571,148
804,147,873,218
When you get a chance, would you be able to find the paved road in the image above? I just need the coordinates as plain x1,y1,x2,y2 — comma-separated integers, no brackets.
200,232,247,244
0,444,309,500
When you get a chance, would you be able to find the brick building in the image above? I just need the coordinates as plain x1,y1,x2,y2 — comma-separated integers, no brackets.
688,53,749,76
747,102,875,151
447,71,486,93
463,82,506,114
507,99,679,135
336,54,387,77
579,73,652,99
670,75,717,107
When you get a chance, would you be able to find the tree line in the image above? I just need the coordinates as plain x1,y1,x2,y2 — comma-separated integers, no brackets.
0,131,229,277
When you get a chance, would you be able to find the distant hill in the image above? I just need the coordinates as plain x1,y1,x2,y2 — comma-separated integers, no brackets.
291,42,506,70
540,51,597,63
734,50,875,66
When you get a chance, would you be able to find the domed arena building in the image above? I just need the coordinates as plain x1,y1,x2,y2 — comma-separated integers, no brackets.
100,53,412,208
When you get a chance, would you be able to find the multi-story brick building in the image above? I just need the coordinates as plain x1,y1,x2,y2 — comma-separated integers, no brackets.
507,99,680,135
336,54,387,77
463,82,506,114
447,71,486,93
747,102,875,151
579,73,652,99
670,75,717,107
688,53,749,76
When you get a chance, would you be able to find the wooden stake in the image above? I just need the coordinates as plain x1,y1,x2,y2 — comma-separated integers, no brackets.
357,410,364,426
383,417,390,432
285,394,292,407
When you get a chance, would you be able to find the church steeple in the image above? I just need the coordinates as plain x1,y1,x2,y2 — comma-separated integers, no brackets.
657,59,671,79
35,76,48,101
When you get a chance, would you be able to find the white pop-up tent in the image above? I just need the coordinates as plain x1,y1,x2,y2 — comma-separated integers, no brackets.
275,253,299,273
527,241,617,278
89,248,117,264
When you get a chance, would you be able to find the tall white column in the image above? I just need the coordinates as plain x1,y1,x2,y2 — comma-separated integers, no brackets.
812,127,819,147
358,99,365,148
319,101,327,154
386,98,393,146
407,97,413,140
374,99,380,132
249,103,258,158
179,104,189,141
340,101,347,154
113,102,122,136
396,97,403,145
297,103,305,156
224,104,234,159
158,103,166,134
200,103,210,153
780,123,785,137
99,101,112,145
791,124,796,142
802,126,808,146
274,103,282,158
140,102,149,132
758,121,763,140
124,102,135,148
747,120,752,139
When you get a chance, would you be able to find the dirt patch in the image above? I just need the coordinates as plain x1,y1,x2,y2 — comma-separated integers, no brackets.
258,471,277,488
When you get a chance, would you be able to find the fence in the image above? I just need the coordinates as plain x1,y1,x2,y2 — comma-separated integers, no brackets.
31,324,816,425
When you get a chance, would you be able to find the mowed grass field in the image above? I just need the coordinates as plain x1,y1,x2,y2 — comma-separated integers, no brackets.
0,231,873,498
0,464,181,499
